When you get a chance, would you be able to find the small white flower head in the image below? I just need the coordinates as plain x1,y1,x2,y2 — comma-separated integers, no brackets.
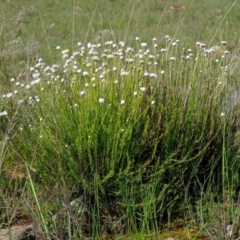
35,62,42,68
65,59,72,66
6,92,13,98
120,100,125,105
119,41,125,47
149,73,158,78
151,100,155,105
200,43,206,49
140,87,147,92
90,49,98,56
56,46,61,50
107,54,114,59
92,56,100,61
10,78,15,82
105,40,113,46
135,37,140,41
77,42,82,47
126,58,134,63
160,70,165,75
196,41,206,48
172,41,177,46
144,72,149,77
62,53,69,59
133,91,138,96
165,35,171,40
86,62,91,67
125,47,134,53
145,49,150,54
62,49,69,55
152,37,157,42
33,72,40,79
72,65,78,71
82,71,89,76
80,91,86,96
220,112,225,117
0,111,8,117
99,98,105,104
112,67,117,71
120,70,129,76
221,41,227,45
141,42,147,48
169,57,176,61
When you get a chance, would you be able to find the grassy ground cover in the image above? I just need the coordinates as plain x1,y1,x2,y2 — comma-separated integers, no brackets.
1,0,240,239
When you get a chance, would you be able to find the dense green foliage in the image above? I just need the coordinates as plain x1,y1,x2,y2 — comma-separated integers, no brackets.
1,0,240,239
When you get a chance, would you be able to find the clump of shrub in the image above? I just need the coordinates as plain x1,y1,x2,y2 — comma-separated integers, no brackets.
1,36,240,238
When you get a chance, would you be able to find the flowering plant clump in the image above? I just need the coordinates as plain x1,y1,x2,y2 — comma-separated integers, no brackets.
1,36,239,237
